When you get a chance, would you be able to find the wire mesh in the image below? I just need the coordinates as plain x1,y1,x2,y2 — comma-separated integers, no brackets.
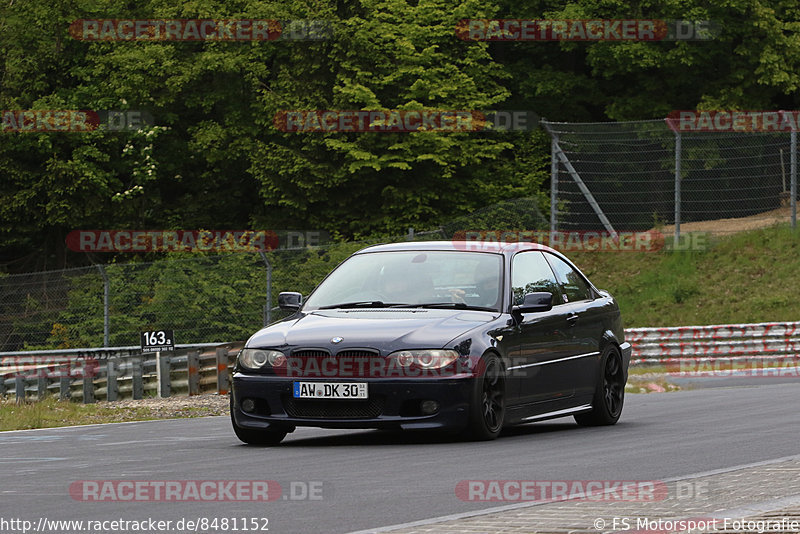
0,255,268,351
543,119,796,234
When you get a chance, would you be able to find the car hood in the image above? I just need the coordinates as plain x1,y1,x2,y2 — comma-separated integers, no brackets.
246,308,500,353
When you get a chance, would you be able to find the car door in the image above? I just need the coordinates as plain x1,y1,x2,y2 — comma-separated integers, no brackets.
543,252,603,400
504,251,576,406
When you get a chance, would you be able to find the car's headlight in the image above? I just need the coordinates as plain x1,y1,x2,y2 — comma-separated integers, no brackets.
388,349,458,369
238,348,286,370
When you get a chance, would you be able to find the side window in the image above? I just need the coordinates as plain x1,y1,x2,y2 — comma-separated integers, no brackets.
545,254,593,303
511,251,561,306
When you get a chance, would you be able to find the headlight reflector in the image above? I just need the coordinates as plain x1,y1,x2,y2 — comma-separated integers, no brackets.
238,348,286,370
388,349,458,369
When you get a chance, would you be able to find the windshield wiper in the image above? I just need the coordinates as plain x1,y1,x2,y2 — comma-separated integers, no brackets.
318,301,399,309
393,302,498,312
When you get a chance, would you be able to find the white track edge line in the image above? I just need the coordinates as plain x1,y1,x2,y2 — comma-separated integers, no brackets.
348,453,800,534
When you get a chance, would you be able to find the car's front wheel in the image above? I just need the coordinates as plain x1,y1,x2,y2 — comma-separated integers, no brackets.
230,398,288,446
463,353,505,441
575,344,625,426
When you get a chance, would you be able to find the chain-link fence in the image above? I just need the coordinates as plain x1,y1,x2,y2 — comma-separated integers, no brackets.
0,247,382,352
0,255,270,351
543,119,798,236
0,197,554,353
439,197,549,237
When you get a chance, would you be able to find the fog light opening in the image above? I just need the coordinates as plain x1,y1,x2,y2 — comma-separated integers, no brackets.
241,398,256,413
420,400,439,415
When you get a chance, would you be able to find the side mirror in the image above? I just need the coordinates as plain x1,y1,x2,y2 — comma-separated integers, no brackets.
512,292,553,314
278,291,303,312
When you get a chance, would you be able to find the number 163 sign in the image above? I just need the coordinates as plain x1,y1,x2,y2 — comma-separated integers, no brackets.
140,330,175,353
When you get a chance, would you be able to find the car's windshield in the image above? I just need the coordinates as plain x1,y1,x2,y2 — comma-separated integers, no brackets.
303,251,504,311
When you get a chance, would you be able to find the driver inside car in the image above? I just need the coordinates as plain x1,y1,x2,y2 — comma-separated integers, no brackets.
449,264,500,307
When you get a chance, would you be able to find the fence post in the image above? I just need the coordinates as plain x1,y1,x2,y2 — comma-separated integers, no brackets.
216,347,230,395
187,350,200,396
547,128,618,238
96,265,110,347
259,252,272,326
791,130,797,230
157,352,171,398
107,358,118,402
132,356,143,400
674,131,682,243
550,131,558,241
15,376,25,403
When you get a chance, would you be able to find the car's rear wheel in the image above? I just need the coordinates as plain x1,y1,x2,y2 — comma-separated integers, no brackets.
575,345,625,426
463,354,505,441
230,398,288,446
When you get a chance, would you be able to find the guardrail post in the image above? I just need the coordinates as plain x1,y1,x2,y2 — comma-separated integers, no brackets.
216,347,230,395
0,375,6,396
187,350,200,396
132,356,143,399
158,352,171,398
15,376,25,403
37,376,47,400
59,371,71,400
107,358,119,402
82,361,95,404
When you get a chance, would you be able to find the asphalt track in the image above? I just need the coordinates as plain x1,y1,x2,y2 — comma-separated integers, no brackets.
1,382,799,534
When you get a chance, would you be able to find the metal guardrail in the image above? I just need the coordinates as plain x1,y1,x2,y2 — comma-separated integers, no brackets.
2,321,798,403
0,342,243,403
626,321,800,364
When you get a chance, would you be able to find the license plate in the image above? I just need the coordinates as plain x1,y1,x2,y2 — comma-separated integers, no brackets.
293,382,368,399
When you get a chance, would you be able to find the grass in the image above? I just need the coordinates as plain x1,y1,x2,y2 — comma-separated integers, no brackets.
0,397,156,431
569,224,800,327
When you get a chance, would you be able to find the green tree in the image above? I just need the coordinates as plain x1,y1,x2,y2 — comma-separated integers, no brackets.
495,0,800,120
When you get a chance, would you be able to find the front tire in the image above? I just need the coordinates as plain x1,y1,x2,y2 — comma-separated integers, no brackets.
230,398,287,446
575,345,625,426
463,354,506,441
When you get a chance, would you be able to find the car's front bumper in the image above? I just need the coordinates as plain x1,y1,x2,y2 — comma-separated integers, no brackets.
231,373,473,432
620,341,632,379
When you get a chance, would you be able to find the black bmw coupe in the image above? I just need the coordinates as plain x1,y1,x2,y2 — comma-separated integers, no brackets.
231,240,631,445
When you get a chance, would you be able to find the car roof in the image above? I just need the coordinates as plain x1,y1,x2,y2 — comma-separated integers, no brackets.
351,240,601,297
356,240,561,256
